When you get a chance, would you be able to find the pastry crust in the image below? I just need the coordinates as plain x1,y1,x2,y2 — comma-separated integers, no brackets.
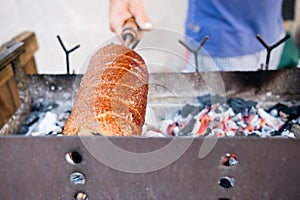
63,44,148,136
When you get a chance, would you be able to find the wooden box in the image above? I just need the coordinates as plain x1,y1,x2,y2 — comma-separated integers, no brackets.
0,31,38,128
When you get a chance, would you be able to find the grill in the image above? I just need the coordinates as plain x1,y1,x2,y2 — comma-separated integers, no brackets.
0,32,300,200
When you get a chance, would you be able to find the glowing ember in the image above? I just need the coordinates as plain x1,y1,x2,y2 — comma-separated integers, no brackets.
143,97,300,138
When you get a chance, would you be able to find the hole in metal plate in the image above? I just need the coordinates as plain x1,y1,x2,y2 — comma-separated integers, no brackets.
70,172,86,185
65,151,83,164
218,176,236,188
73,191,89,200
220,153,238,167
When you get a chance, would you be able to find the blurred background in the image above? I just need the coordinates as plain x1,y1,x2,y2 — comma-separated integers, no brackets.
0,0,187,74
0,0,299,74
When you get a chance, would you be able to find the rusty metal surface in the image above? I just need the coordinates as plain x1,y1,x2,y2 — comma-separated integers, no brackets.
0,136,300,200
22,69,300,121
26,68,300,103
148,68,300,101
28,74,80,103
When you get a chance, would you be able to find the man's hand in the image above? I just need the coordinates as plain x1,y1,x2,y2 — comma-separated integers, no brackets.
109,0,152,38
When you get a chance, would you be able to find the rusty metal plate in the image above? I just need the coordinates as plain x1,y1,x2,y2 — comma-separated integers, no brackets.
23,69,300,120
27,68,300,103
0,136,299,199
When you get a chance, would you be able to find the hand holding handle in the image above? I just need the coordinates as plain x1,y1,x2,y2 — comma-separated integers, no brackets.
122,17,139,47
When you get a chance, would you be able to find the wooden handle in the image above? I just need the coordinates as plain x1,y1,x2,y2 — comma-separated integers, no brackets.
122,17,139,44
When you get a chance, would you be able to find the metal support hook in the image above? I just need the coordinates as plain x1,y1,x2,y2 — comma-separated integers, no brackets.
57,35,80,74
256,34,290,70
179,36,209,72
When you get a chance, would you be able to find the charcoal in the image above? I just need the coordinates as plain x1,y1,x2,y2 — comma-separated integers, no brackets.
213,128,225,137
45,102,59,111
173,126,180,135
178,118,197,136
237,121,247,129
58,112,69,122
159,119,174,136
258,108,284,129
295,117,300,125
203,127,212,136
227,98,257,114
197,94,211,106
247,132,260,137
261,125,273,136
180,104,203,118
47,131,54,135
56,121,65,129
248,107,257,115
197,94,226,107
21,91,300,139
173,113,192,125
267,103,288,113
289,105,300,119
24,111,40,126
267,103,300,120
249,114,260,130
270,130,281,136
278,121,293,132
208,119,219,128
235,131,246,137
160,96,293,138
254,130,267,138
290,123,300,138
31,101,59,112
47,129,63,136
276,121,300,138
269,109,279,117
226,131,235,137
281,130,296,138
18,125,29,135
231,113,242,122
27,112,61,136
30,101,44,112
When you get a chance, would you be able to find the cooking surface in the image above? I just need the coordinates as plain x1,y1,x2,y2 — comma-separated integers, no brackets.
1,69,293,137
0,70,300,199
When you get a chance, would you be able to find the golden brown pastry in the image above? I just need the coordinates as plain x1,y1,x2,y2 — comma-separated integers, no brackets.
63,44,148,136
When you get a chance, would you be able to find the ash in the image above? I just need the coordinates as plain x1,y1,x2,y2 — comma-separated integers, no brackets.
18,99,72,136
143,95,300,138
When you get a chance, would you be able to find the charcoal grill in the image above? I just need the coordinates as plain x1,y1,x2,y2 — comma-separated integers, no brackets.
0,32,300,200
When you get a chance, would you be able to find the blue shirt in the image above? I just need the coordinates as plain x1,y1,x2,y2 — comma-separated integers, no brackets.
185,0,284,57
